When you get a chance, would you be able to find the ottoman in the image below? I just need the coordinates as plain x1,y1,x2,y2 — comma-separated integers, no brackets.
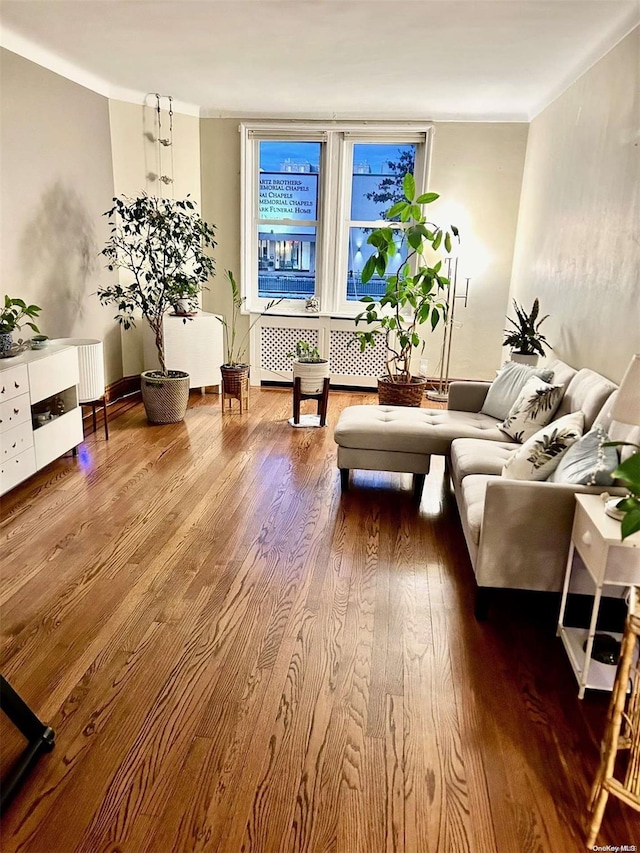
333,405,434,499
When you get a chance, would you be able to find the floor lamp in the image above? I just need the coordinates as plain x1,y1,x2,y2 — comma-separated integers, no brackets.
427,257,470,402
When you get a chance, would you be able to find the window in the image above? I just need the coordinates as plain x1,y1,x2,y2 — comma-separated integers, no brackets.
241,124,432,315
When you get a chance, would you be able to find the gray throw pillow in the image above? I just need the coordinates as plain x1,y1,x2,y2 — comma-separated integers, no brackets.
481,361,554,420
547,425,618,485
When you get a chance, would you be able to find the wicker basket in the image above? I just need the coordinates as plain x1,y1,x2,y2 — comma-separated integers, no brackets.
377,376,428,407
221,364,250,394
140,370,190,424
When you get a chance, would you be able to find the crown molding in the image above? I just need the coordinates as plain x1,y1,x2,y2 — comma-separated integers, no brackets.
0,25,200,116
529,11,639,120
199,108,530,123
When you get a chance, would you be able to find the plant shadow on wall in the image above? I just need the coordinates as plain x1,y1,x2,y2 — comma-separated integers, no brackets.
18,181,97,333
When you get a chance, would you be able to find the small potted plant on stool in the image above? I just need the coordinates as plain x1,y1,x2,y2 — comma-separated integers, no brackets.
288,340,330,426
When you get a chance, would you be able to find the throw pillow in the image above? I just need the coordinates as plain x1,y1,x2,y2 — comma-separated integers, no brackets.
502,412,584,481
499,376,564,443
480,361,554,420
548,425,618,485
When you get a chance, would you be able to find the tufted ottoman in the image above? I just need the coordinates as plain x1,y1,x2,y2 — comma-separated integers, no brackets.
333,400,509,498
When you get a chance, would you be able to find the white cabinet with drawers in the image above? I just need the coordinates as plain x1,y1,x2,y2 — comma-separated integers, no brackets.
0,345,84,495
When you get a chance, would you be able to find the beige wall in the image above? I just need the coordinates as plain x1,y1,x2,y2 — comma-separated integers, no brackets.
0,48,119,382
199,118,241,342
108,99,202,375
509,27,640,383
427,122,528,379
200,119,528,380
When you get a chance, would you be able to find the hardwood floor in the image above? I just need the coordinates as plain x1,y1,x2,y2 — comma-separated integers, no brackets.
0,388,637,852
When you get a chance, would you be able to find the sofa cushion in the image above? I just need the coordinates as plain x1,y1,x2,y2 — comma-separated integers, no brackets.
458,475,492,546
480,361,554,420
334,405,508,457
594,390,640,456
555,368,618,429
499,377,564,442
544,358,577,391
450,438,515,481
548,425,618,485
502,412,584,481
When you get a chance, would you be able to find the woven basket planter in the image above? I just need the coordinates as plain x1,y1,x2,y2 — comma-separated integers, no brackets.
140,370,190,424
377,376,428,407
221,364,250,395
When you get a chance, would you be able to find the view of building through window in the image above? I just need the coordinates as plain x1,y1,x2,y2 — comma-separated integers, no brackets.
257,140,416,302
347,143,416,301
258,141,319,300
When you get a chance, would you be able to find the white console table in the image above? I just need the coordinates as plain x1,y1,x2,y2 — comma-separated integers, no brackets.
143,311,224,391
557,493,640,698
0,345,83,495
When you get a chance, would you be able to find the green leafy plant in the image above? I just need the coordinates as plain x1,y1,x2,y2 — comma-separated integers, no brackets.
288,341,325,363
354,173,458,384
218,271,282,366
604,442,640,540
503,298,550,356
0,296,41,335
97,194,216,375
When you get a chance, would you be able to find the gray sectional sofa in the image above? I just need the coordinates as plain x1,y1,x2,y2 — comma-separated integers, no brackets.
334,358,638,616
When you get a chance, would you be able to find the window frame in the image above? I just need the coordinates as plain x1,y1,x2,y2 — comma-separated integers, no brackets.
240,122,434,317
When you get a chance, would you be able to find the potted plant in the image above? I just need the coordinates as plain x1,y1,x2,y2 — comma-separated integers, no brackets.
169,277,203,316
503,298,550,365
288,340,330,394
217,270,282,401
354,173,458,406
98,193,216,423
606,445,640,540
0,296,42,357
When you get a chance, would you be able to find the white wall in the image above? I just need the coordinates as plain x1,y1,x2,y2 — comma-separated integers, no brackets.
509,27,640,383
0,48,119,382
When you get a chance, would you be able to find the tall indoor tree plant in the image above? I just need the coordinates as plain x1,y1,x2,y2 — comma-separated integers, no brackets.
354,173,459,406
98,194,216,423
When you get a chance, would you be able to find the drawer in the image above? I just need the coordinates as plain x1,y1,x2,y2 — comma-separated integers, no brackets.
0,392,32,435
28,347,79,404
34,407,83,469
0,364,29,403
572,500,608,581
0,446,37,495
0,420,34,462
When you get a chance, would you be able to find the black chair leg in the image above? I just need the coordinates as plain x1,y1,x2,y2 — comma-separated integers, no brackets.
0,676,55,815
340,468,349,492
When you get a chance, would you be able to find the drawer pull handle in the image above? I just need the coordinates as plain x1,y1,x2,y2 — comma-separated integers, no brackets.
581,531,592,546
1,386,5,394
14,381,20,388
12,442,16,448
13,408,19,415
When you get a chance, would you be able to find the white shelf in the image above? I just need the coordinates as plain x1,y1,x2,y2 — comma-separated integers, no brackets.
559,626,622,693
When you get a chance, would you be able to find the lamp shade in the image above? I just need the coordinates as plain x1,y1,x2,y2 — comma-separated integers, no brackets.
51,338,105,402
611,354,640,426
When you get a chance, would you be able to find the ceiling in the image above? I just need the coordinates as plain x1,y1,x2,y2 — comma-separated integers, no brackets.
1,1,638,120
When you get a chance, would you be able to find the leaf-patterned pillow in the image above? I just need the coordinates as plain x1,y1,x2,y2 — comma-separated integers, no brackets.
502,412,585,481
499,376,564,443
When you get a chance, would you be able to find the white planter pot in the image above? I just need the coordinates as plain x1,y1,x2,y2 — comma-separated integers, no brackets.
510,352,539,366
293,359,330,394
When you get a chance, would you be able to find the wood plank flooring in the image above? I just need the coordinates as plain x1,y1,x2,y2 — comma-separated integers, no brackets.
1,387,638,852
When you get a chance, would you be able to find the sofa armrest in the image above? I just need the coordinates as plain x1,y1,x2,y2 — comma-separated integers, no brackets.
474,478,626,592
447,381,492,413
